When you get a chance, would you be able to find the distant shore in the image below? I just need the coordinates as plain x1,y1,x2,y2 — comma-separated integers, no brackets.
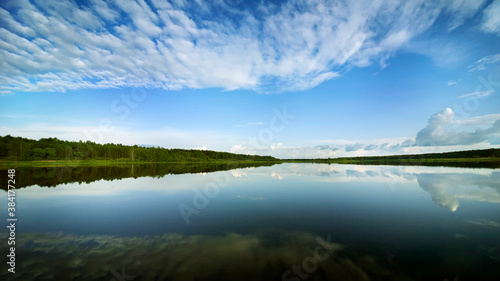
285,148,500,168
2,156,499,169
285,157,500,168
1,135,499,168
0,159,284,168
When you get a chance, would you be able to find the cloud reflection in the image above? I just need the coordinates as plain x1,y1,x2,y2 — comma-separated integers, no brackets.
416,174,460,211
277,164,500,211
4,163,499,212
0,230,409,281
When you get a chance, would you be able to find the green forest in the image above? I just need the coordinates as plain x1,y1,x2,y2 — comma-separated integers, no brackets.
325,148,500,161
0,135,278,162
2,135,499,168
288,148,500,168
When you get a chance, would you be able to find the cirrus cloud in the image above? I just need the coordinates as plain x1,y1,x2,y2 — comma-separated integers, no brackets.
0,0,491,93
481,0,500,35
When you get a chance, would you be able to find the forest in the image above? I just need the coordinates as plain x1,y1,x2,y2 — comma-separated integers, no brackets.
0,135,278,162
2,135,499,168
288,148,500,168
328,148,500,161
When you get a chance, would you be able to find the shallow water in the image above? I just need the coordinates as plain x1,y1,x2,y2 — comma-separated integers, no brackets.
1,163,499,280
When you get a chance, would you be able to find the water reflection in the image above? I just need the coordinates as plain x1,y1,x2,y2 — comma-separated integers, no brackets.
3,163,500,212
0,230,411,281
0,162,278,189
1,163,499,280
417,174,460,211
275,164,500,211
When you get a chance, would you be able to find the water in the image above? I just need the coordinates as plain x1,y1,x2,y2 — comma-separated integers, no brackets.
1,163,499,280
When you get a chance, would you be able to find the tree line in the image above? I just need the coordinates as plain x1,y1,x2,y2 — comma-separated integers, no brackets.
0,135,278,162
328,148,500,161
286,148,500,168
287,148,500,162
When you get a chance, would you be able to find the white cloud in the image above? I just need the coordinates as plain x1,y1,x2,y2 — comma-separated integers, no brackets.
270,142,282,151
447,80,459,86
228,113,500,157
481,0,500,35
415,108,500,146
345,143,365,152
91,0,120,22
452,113,500,126
459,90,494,99
445,0,487,31
0,0,492,93
234,109,500,158
230,143,340,159
467,53,500,72
364,144,378,151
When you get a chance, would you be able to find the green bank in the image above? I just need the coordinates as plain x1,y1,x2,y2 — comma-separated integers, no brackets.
286,148,500,168
1,135,499,168
0,135,280,167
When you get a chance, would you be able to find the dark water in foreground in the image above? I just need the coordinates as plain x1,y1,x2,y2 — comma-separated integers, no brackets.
1,163,499,281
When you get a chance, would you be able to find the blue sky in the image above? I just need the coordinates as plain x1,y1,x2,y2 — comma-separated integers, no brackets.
0,0,499,158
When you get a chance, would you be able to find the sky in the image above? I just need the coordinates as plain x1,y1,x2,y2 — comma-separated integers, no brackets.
0,0,499,158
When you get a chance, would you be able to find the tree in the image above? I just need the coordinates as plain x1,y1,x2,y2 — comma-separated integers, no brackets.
0,135,280,162
45,148,57,158
32,148,46,158
73,151,84,159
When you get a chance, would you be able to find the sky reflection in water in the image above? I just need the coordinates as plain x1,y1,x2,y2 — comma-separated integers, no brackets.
1,163,499,281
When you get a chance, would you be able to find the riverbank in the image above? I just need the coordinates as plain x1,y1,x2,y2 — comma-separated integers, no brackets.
285,148,500,168
285,157,500,168
0,159,284,168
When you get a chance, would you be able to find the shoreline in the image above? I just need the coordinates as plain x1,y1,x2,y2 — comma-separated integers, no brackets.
0,159,285,168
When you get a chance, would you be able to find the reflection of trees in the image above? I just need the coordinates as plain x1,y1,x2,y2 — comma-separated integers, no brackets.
0,162,278,189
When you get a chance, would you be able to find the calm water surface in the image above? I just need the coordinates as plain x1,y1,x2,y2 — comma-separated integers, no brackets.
1,163,499,281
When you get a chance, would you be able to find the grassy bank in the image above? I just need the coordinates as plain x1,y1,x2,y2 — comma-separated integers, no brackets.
1,145,499,169
291,157,498,163
3,157,499,169
285,149,500,168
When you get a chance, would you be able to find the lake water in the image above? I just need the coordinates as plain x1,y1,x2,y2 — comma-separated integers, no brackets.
1,163,499,281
